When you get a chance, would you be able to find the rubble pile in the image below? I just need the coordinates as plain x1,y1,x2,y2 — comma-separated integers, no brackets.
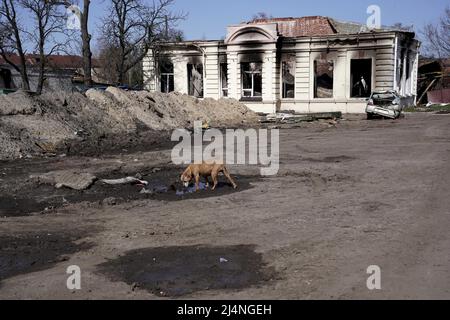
0,88,258,160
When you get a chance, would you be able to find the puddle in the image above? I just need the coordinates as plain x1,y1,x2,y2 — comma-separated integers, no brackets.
0,230,94,283
0,197,51,217
0,167,258,217
97,245,275,297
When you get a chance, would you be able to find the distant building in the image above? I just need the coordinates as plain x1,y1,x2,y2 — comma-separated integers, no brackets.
0,54,107,92
143,16,420,114
418,58,450,104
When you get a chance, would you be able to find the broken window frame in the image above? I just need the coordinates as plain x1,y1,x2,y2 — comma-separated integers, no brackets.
220,63,228,97
160,61,174,93
350,58,372,98
187,63,204,98
313,57,334,99
281,55,296,99
241,62,263,100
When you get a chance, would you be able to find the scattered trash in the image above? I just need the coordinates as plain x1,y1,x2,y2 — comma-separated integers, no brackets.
140,185,168,194
100,177,149,186
176,182,208,196
260,112,342,124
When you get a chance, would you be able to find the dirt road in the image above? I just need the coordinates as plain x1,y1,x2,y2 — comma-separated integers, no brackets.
0,113,449,299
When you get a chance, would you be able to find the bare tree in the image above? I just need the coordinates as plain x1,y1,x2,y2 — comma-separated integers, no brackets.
80,0,91,86
100,0,185,85
0,0,30,90
96,40,121,85
20,0,69,94
54,0,92,86
421,7,450,58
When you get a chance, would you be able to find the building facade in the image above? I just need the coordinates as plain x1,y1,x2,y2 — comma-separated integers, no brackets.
143,16,420,114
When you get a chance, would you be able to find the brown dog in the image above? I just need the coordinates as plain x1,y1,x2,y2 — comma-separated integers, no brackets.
181,162,238,192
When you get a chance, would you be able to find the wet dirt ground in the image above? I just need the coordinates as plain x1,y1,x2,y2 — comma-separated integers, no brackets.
0,113,449,299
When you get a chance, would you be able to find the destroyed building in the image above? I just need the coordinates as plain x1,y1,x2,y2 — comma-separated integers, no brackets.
143,16,420,114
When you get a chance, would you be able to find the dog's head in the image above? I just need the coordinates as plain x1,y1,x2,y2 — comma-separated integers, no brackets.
180,167,193,187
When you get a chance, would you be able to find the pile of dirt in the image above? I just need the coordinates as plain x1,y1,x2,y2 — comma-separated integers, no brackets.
86,88,258,129
0,88,258,160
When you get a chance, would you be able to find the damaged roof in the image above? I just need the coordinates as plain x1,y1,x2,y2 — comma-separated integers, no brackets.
0,54,100,69
247,16,413,38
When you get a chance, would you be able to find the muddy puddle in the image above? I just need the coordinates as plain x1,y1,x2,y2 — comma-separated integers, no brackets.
97,245,275,297
0,167,258,217
0,230,94,284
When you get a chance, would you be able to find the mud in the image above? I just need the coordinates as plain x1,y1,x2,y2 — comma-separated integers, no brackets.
0,113,449,299
0,165,257,217
0,230,94,284
97,245,275,297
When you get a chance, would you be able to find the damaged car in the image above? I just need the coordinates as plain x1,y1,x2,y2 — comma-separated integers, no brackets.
366,91,408,119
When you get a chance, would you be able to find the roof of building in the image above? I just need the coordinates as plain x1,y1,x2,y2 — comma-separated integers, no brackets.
0,54,100,69
247,16,413,38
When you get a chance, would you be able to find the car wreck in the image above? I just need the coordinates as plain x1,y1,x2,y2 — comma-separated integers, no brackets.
366,91,411,119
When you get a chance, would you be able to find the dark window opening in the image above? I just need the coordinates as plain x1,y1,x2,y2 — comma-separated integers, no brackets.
282,57,295,99
220,63,228,97
314,59,334,98
351,59,372,98
242,62,262,99
160,61,174,93
187,64,203,98
0,68,13,89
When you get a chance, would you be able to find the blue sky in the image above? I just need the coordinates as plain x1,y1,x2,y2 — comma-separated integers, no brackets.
13,0,449,53
88,0,449,41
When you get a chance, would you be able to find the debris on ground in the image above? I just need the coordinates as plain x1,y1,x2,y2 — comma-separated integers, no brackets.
100,177,149,186
102,197,117,206
260,111,342,124
30,171,97,191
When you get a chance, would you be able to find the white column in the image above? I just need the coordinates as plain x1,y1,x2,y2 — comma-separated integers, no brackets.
173,55,188,95
143,52,156,92
204,46,220,99
262,50,276,102
227,51,239,100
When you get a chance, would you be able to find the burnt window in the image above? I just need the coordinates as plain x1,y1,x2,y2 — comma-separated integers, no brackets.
160,61,174,93
241,62,262,99
351,59,372,98
187,64,203,98
282,55,295,99
314,59,334,98
220,63,228,97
